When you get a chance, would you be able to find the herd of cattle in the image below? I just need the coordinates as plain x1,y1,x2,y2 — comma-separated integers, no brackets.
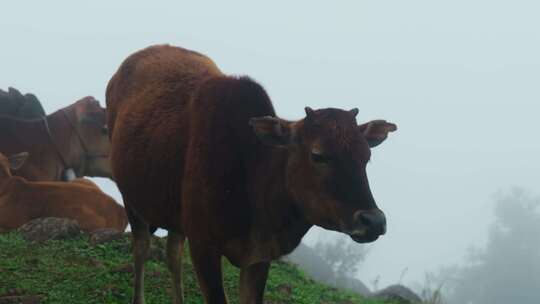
1,44,398,304
0,88,126,233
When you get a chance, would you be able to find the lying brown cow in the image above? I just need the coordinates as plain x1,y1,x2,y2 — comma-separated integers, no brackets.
0,152,127,233
0,96,111,181
107,44,397,304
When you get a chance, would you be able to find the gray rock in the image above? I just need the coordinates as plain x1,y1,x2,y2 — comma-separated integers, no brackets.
17,217,81,243
88,228,124,245
372,284,422,304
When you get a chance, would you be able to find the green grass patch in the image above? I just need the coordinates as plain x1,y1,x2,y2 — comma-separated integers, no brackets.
0,232,391,304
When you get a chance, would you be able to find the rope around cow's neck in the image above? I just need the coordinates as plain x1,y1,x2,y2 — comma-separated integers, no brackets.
60,109,109,161
41,116,73,181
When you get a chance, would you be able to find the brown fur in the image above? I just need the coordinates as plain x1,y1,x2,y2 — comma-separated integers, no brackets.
0,96,111,181
107,44,396,304
0,153,127,232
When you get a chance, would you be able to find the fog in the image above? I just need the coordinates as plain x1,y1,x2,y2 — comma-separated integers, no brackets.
2,0,539,293
425,189,540,303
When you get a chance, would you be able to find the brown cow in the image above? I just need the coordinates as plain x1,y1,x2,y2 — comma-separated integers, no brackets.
106,44,397,304
0,96,112,181
0,152,127,233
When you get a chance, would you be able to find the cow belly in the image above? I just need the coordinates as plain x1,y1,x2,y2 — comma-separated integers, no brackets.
111,139,184,231
124,187,183,232
0,199,34,230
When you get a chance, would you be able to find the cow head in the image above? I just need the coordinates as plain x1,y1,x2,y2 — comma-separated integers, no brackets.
71,97,112,178
0,152,29,178
250,107,396,243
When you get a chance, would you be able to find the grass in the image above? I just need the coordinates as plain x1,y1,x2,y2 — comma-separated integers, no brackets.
0,232,393,304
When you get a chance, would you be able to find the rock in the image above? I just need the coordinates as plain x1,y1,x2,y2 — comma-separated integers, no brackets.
17,217,81,243
88,228,124,245
372,284,422,304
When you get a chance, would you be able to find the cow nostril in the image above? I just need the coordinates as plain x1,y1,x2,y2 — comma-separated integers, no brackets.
358,213,374,226
357,210,386,235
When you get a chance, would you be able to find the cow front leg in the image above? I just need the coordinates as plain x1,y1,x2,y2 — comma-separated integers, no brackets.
239,262,270,304
166,231,186,304
189,242,228,304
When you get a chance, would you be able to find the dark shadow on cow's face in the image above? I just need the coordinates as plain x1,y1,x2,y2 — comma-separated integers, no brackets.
72,97,112,178
251,107,396,243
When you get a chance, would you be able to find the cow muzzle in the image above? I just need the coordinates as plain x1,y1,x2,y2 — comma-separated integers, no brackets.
348,209,386,243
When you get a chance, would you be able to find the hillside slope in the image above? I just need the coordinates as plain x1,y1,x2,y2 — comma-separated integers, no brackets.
0,232,392,304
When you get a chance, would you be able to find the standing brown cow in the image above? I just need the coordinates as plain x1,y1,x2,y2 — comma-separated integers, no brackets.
0,96,111,181
0,152,127,233
106,44,397,304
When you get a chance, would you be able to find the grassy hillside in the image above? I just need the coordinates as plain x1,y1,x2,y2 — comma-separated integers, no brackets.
0,232,392,304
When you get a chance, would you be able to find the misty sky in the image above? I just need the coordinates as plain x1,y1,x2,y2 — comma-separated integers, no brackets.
2,0,539,289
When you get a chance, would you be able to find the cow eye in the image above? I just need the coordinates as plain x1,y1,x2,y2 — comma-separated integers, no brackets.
311,152,332,164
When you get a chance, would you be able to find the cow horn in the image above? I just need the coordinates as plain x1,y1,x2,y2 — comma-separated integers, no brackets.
305,107,315,119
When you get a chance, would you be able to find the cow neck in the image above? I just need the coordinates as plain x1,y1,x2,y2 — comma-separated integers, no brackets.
45,109,84,177
61,109,108,160
247,146,312,253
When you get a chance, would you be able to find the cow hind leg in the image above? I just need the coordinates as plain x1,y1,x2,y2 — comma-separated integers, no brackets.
166,231,186,304
126,206,151,304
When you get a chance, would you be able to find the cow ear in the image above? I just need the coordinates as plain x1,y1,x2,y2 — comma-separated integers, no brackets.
249,116,293,147
359,120,397,148
8,152,29,170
